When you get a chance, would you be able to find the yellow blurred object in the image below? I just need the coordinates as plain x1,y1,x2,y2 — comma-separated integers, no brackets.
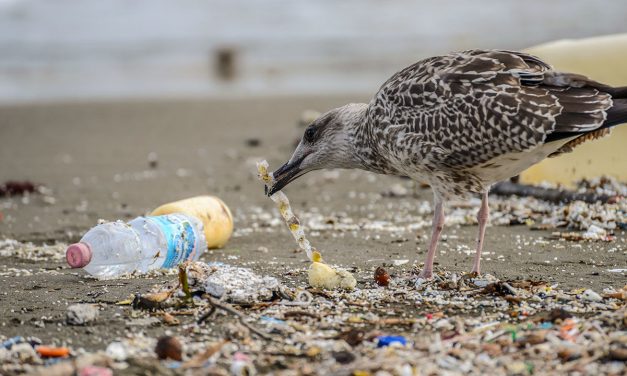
521,34,627,186
308,262,357,290
151,196,233,249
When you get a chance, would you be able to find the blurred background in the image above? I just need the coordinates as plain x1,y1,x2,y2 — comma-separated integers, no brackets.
1,0,627,103
0,0,626,241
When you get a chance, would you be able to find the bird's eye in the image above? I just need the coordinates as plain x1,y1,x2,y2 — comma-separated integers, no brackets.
304,127,316,142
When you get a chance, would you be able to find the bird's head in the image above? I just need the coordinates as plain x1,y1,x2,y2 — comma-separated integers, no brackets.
267,103,367,195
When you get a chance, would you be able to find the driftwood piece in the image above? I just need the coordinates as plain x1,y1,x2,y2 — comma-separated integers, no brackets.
490,181,619,204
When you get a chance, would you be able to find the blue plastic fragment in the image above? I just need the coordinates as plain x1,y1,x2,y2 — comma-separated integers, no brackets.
165,361,182,369
1,336,24,349
260,316,286,325
376,335,407,348
538,322,553,329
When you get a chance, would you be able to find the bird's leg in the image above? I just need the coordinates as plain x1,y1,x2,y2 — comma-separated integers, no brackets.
418,199,444,279
472,191,490,275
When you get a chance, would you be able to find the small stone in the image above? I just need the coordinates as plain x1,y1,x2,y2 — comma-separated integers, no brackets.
66,304,99,325
246,138,261,147
384,183,409,197
374,266,390,287
147,152,158,169
155,336,182,361
609,347,627,361
106,342,128,361
332,350,356,364
506,361,527,374
481,343,501,357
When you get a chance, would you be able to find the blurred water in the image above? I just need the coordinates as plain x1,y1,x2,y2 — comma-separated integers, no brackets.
0,0,626,103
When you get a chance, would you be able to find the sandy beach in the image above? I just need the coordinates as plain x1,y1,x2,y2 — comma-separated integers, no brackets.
0,96,625,373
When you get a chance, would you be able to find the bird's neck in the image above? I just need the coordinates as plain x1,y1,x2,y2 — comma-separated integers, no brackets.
346,104,392,174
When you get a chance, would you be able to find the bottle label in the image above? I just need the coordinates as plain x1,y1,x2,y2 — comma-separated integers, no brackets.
147,215,197,268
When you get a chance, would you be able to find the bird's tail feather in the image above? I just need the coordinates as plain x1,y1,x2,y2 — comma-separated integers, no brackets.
546,87,627,157
605,85,627,99
605,96,627,127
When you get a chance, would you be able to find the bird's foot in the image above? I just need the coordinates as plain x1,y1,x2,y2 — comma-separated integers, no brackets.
414,270,435,289
417,269,433,279
459,271,480,284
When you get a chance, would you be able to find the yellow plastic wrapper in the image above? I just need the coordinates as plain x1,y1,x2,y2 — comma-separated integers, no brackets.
256,160,356,290
151,196,233,249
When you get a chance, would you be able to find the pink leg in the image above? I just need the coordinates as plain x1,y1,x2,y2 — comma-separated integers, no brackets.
472,191,490,274
418,199,445,279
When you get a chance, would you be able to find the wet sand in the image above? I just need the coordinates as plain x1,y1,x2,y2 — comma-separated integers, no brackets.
0,96,625,354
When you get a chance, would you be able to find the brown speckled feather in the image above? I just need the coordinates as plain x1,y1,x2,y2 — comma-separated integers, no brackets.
359,49,621,197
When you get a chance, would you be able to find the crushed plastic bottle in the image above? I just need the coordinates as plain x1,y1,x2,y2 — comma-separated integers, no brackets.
66,214,207,278
150,196,233,249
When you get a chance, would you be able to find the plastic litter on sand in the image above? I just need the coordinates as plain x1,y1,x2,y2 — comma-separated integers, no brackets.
256,160,356,290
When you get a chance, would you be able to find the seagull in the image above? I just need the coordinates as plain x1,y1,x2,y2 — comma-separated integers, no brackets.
267,49,627,279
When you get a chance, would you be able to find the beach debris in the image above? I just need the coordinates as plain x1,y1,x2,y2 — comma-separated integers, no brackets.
490,180,619,204
230,352,256,376
77,365,113,376
382,183,409,197
582,224,610,240
374,266,390,287
0,180,39,197
132,290,175,311
147,152,158,169
154,336,182,361
246,138,261,147
198,294,274,341
178,263,193,306
376,335,408,348
160,312,180,326
3,267,625,375
66,304,99,325
256,160,317,261
1,336,25,350
581,289,603,302
308,261,357,290
187,262,280,304
256,160,356,290
35,346,70,358
0,239,68,261
105,342,128,361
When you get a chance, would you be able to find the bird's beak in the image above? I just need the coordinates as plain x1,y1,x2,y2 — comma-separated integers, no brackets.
267,155,307,196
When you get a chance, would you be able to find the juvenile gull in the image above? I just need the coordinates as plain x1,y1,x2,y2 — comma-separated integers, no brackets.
267,49,627,278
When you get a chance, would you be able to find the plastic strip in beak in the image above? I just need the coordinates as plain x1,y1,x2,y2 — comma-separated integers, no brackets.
256,160,321,262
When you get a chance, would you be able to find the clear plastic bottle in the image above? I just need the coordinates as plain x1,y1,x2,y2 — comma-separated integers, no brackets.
66,213,207,278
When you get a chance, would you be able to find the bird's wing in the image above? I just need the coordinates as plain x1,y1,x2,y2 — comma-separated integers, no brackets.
368,49,613,169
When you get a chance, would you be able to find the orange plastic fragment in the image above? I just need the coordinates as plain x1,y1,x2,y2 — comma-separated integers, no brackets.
36,346,70,358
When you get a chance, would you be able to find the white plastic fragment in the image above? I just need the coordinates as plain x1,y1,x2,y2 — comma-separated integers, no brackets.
581,289,603,302
582,224,608,240
106,341,128,361
196,262,280,303
391,259,409,266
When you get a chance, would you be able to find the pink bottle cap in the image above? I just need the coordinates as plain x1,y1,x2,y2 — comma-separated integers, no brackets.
66,242,92,268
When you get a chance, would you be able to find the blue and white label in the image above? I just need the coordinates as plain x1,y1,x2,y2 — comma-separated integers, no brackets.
147,215,197,268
